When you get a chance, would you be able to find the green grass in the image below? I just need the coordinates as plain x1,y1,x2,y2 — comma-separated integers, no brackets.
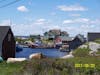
73,48,90,57
0,61,26,75
0,41,100,75
0,56,100,75
94,38,100,44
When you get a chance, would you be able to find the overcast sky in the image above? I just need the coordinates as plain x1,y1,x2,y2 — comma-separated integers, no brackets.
0,0,100,36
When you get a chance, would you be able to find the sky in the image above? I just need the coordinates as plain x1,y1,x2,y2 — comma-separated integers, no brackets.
0,0,100,37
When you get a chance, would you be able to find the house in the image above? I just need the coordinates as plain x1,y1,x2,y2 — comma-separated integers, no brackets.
0,26,15,60
54,36,62,44
44,29,69,41
69,34,86,50
44,31,55,40
60,36,73,44
49,29,61,36
54,36,73,49
88,32,100,41
54,36,73,45
30,35,41,42
30,35,41,40
60,31,69,36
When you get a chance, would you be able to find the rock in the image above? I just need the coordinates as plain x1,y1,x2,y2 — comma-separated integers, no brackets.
60,51,74,59
89,42,100,51
79,45,87,49
89,50,100,57
88,42,100,56
7,58,27,63
89,50,97,56
29,53,44,59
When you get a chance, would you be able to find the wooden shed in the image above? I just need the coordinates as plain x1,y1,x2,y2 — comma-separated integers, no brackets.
88,32,100,42
0,26,15,60
69,34,86,50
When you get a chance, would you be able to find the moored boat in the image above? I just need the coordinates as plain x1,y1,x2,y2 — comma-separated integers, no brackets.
16,45,23,52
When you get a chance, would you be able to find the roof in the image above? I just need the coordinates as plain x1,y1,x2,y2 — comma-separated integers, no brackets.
0,26,10,44
60,36,73,41
75,34,85,42
0,26,11,55
88,32,100,34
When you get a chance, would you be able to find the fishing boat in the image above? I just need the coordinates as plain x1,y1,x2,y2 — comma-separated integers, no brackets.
16,43,23,52
16,45,23,52
59,44,70,52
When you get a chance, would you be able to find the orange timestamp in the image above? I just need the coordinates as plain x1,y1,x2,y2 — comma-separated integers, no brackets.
75,64,95,68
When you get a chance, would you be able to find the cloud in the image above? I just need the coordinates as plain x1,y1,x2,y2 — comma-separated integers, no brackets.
57,4,87,11
62,18,100,36
36,19,46,22
0,18,99,36
63,18,89,24
11,18,51,35
0,19,10,26
69,14,81,17
50,12,56,16
11,23,45,35
90,19,100,24
63,20,73,24
34,19,49,25
17,6,28,12
58,24,99,37
78,24,99,35
63,18,100,25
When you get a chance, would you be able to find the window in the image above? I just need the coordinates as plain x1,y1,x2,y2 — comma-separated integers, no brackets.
8,34,11,41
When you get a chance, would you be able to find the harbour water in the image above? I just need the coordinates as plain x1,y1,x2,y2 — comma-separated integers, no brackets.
16,48,68,58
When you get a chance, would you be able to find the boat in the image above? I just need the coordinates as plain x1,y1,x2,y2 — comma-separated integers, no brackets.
59,44,70,52
55,43,62,49
60,48,70,52
16,45,23,52
19,45,29,48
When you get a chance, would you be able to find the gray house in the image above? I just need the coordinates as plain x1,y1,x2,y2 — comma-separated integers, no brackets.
88,32,100,41
69,34,86,50
0,26,15,60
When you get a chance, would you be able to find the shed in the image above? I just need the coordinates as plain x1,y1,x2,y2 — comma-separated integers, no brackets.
88,32,100,41
0,26,15,60
69,34,86,50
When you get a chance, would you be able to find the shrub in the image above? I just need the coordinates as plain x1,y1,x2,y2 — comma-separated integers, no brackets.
73,48,90,57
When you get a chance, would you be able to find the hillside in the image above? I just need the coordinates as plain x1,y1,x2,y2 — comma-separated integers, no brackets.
0,41,100,75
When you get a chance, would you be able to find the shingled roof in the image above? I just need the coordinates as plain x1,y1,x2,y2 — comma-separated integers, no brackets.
60,36,74,41
75,34,85,42
0,26,10,42
0,26,11,55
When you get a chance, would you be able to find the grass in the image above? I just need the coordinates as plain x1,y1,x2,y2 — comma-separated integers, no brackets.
0,56,100,75
0,41,100,75
0,61,25,75
94,38,100,44
73,48,90,57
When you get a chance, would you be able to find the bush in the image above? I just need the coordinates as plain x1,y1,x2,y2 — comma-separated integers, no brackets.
73,48,90,57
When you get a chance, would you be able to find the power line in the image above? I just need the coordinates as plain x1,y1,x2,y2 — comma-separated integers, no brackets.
0,0,21,8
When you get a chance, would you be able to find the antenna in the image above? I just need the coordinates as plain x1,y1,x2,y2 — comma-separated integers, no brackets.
9,19,12,26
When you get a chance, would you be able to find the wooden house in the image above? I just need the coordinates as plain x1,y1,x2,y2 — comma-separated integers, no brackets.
0,26,15,60
69,34,86,50
88,32,100,42
54,36,73,49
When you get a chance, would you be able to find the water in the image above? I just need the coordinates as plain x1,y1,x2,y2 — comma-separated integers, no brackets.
16,48,68,58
